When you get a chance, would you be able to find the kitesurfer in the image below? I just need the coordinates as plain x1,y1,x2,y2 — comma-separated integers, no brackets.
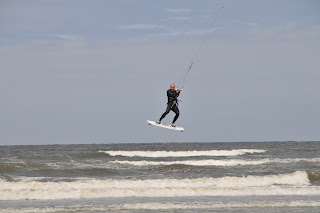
157,83,182,127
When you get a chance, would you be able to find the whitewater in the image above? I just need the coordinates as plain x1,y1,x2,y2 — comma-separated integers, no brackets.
99,149,266,157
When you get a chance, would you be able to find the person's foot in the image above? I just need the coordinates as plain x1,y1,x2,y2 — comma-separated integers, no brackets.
171,124,176,128
156,121,161,125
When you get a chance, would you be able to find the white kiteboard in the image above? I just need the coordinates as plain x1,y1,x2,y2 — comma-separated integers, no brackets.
147,120,184,132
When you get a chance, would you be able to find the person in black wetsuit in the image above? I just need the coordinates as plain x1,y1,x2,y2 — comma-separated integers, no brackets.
157,83,182,127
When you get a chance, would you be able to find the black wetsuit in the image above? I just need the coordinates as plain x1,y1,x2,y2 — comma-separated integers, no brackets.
159,89,180,124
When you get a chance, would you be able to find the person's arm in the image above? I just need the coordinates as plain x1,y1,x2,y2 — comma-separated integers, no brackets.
176,89,181,97
167,90,171,97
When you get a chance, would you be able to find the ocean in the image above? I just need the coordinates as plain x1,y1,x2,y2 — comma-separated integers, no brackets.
0,142,320,213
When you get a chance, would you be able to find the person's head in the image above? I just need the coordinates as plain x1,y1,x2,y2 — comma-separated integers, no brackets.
170,83,175,91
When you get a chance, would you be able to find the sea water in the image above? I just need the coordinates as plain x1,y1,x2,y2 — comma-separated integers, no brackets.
0,142,320,212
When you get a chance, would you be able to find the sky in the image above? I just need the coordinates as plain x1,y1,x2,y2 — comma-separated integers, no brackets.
0,0,320,145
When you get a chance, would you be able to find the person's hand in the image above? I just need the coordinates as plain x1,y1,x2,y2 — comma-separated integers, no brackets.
177,89,182,92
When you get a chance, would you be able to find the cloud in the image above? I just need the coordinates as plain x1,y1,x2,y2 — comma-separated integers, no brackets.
170,16,192,21
149,28,216,37
56,34,83,41
247,22,257,27
232,20,257,27
119,24,163,30
166,8,192,13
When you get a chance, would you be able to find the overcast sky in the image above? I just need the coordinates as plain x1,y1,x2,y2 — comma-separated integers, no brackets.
0,0,319,145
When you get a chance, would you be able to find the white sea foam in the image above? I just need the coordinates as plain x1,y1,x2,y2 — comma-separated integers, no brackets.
2,201,320,212
112,158,320,167
112,159,271,166
99,149,266,157
0,171,318,200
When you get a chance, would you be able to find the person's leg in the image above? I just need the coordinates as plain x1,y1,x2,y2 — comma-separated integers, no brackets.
159,104,172,122
171,104,180,124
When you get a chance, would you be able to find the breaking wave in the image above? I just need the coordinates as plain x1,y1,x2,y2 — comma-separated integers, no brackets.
0,171,318,200
112,159,271,166
99,149,266,157
112,158,320,167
